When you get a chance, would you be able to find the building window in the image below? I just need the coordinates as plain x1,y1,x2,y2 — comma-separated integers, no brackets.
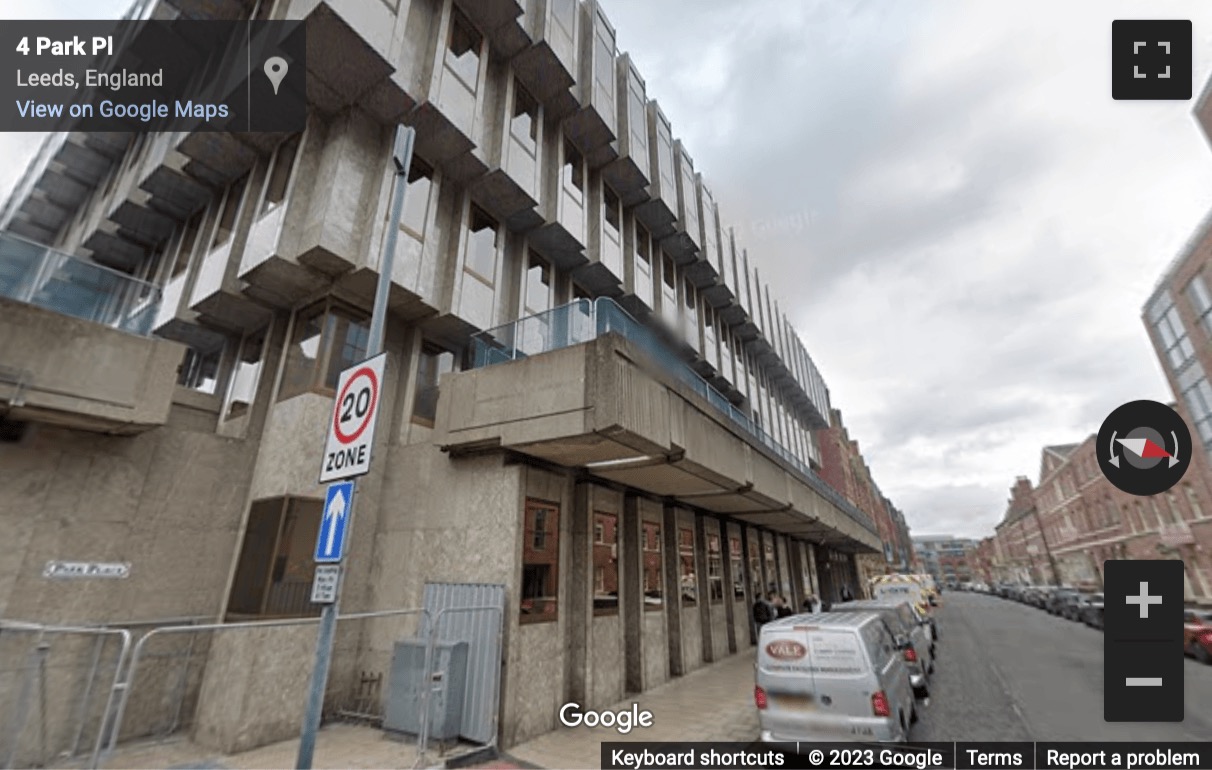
261,134,301,215
225,326,268,420
603,184,621,235
749,539,762,596
412,343,456,427
643,520,663,611
521,499,559,623
679,526,696,605
707,533,723,603
211,173,249,250
1176,362,1212,449
170,209,204,279
1148,291,1195,372
511,80,538,153
445,7,483,88
634,221,652,304
1188,273,1212,336
563,139,585,198
227,497,324,619
401,157,434,239
764,540,776,593
464,205,499,284
1186,484,1204,519
523,251,552,316
279,302,370,400
178,343,223,394
593,512,619,615
731,537,744,598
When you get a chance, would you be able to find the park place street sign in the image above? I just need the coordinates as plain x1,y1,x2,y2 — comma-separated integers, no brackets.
319,352,386,483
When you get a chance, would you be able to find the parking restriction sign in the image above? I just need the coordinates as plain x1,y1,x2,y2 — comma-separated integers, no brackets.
319,352,386,483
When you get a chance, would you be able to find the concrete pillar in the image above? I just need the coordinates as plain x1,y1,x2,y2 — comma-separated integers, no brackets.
717,516,738,654
564,480,590,703
661,502,684,677
621,493,642,694
739,524,756,645
694,513,713,663
787,540,804,610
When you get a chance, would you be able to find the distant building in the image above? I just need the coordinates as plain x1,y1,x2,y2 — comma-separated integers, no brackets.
912,535,978,584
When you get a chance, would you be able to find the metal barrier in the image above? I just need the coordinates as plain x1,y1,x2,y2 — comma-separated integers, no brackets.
415,605,504,769
0,620,132,770
96,608,430,769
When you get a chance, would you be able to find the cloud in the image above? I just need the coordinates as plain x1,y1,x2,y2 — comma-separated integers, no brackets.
602,0,1212,538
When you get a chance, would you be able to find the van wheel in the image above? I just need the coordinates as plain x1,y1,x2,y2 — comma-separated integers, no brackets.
900,713,910,741
910,705,919,725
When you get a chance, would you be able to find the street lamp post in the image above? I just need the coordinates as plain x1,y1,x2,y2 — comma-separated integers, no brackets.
295,124,414,770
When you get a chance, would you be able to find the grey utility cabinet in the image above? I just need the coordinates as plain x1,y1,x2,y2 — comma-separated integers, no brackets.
383,638,469,741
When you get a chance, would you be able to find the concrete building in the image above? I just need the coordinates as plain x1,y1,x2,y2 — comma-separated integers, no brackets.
911,536,977,586
0,0,890,761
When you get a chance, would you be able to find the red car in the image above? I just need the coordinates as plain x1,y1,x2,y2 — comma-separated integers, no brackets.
1184,609,1212,664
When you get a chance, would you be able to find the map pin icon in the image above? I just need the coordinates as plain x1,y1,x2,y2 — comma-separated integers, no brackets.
264,56,288,95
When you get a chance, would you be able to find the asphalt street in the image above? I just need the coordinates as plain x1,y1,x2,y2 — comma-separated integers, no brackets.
911,591,1212,741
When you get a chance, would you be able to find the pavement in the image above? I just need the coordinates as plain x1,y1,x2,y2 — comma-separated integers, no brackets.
496,651,760,770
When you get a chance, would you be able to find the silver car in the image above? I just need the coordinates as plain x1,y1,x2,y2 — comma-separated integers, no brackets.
831,599,935,697
756,612,916,743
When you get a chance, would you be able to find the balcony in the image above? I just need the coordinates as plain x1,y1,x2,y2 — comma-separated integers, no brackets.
440,298,879,551
0,232,184,434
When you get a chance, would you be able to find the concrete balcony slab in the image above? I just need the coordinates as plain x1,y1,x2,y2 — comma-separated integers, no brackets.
435,333,880,552
0,296,184,435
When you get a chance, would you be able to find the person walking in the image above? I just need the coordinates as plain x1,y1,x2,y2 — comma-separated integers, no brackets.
752,591,774,630
840,584,854,602
776,595,792,618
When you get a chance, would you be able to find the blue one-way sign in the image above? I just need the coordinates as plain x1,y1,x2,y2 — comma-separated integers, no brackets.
315,481,354,563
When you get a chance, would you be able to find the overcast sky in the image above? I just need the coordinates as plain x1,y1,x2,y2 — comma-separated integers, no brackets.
5,1,1212,540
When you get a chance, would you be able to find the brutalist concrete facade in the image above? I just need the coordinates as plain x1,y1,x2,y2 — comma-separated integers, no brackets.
0,0,891,758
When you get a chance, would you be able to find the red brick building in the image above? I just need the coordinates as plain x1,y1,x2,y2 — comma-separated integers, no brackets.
814,409,915,584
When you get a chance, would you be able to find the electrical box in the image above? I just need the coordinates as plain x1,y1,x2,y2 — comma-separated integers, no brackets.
383,639,469,741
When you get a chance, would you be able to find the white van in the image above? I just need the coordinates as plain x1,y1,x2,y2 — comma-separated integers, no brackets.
755,612,916,743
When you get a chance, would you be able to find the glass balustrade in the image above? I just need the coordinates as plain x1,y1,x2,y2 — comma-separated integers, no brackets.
0,231,161,336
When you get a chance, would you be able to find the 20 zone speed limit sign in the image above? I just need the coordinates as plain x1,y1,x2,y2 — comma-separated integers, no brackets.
319,353,387,483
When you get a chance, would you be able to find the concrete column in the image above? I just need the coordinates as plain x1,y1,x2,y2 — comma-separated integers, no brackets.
621,494,643,694
694,513,713,663
717,516,738,654
662,502,684,677
564,481,590,703
787,540,804,610
739,524,756,645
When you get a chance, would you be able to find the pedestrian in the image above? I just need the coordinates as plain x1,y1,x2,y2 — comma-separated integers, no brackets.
840,584,854,602
752,592,773,629
776,595,792,618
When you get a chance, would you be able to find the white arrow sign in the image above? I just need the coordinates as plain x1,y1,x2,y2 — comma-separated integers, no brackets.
315,480,354,563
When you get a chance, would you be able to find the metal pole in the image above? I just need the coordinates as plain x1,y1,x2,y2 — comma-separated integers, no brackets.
296,123,414,770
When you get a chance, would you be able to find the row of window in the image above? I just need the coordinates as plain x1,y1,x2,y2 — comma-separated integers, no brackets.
519,499,795,625
1150,287,1212,449
1042,483,1205,545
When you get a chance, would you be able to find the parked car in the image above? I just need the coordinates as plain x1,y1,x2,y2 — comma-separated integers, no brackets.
1025,586,1050,609
831,600,935,697
1184,609,1212,664
1078,593,1104,628
1047,588,1081,616
756,612,916,743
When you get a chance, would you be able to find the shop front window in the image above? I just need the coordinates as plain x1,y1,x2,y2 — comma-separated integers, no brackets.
679,527,696,606
593,512,619,615
521,499,559,623
643,520,663,610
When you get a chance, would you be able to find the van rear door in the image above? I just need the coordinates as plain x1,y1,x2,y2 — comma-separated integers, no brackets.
757,624,871,739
